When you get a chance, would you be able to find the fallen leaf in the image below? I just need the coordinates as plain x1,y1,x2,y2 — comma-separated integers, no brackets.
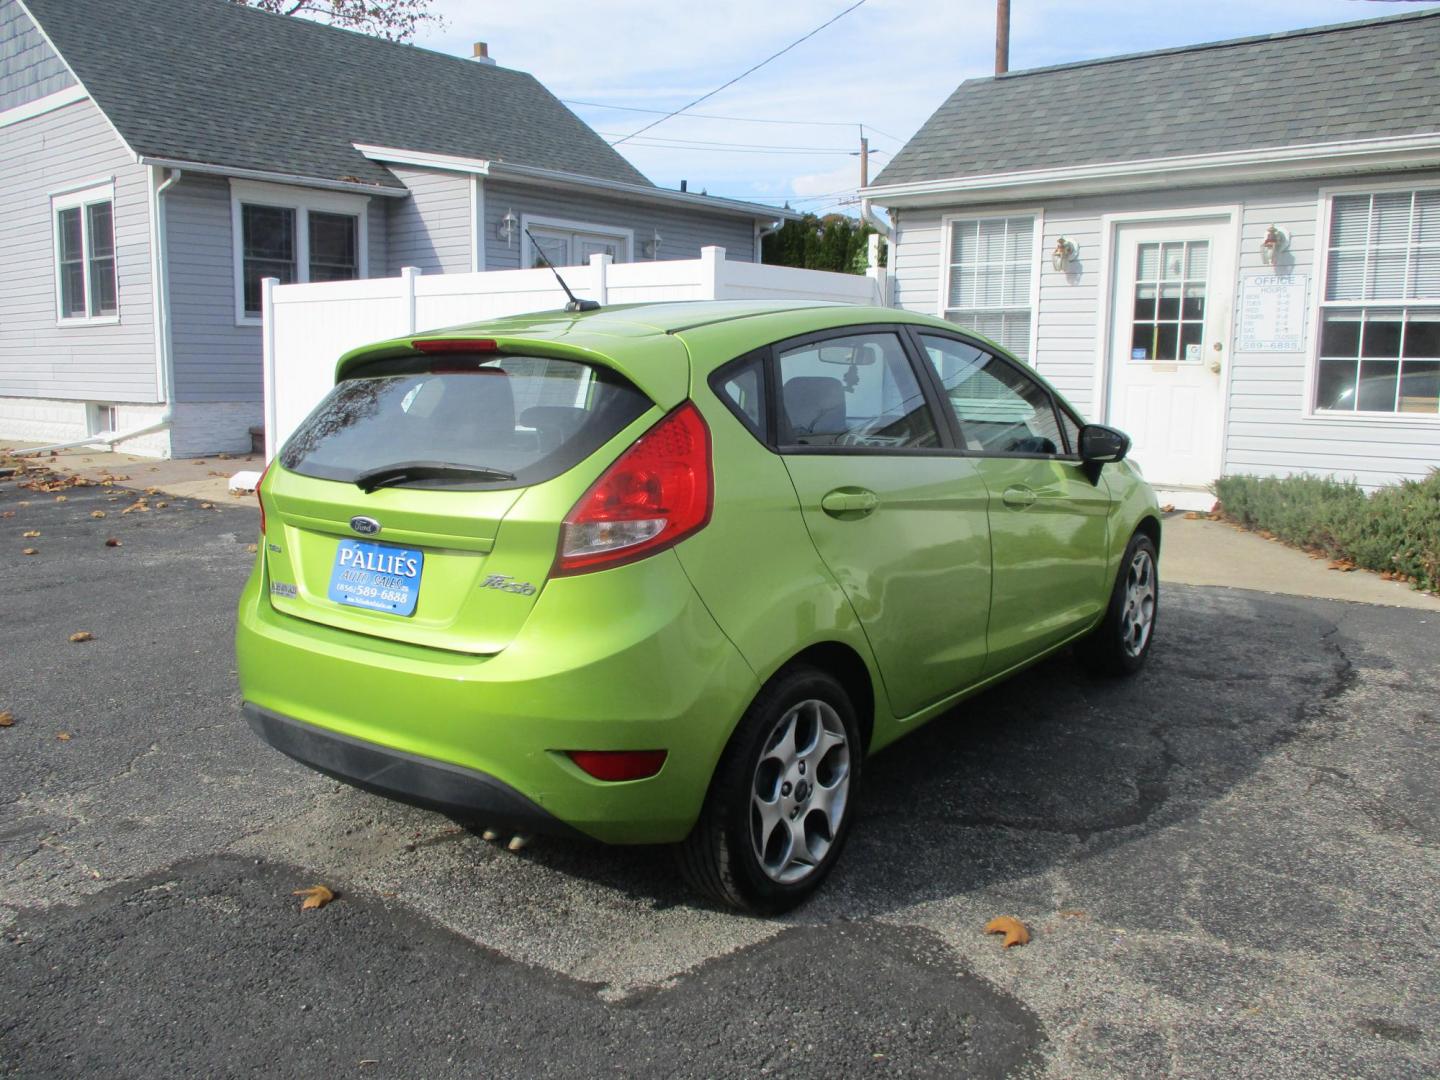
144,487,160,496
68,631,94,643
1183,511,1201,520
121,499,149,515
245,543,258,553
22,530,40,538
294,884,335,911
54,495,67,502
90,510,107,519
0,511,12,517
155,501,168,509
199,502,215,510
104,537,121,547
56,732,71,741
985,915,1030,949
1259,530,1276,540
22,548,39,556
1327,560,1357,573
217,452,230,460
1160,503,1175,513
1058,909,1088,920
0,712,14,727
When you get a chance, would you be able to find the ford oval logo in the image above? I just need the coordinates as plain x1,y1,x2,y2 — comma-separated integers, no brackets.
349,515,382,536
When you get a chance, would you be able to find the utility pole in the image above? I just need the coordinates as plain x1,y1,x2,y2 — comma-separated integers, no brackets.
996,0,1010,75
859,130,869,188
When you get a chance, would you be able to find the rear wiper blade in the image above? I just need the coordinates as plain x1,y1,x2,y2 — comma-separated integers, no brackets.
354,461,516,493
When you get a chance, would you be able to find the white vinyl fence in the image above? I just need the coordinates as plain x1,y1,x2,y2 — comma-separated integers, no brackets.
261,246,887,459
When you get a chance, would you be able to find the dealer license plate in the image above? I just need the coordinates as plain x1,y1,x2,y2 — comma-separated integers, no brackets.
327,539,424,616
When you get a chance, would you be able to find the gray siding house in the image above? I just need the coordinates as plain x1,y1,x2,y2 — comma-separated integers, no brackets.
863,10,1440,502
0,0,789,457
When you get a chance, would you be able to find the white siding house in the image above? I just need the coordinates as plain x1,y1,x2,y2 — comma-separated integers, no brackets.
866,10,1440,502
0,0,791,457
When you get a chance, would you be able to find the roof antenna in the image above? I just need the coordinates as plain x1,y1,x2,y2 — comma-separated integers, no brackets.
524,228,601,312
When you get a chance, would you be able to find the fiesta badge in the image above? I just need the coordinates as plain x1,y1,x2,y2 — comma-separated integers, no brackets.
349,515,382,536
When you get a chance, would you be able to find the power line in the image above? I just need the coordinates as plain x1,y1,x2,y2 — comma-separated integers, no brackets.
565,98,903,139
599,131,856,153
610,0,869,147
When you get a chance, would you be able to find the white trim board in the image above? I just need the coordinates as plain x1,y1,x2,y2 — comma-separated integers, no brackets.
865,133,1440,209
0,84,87,128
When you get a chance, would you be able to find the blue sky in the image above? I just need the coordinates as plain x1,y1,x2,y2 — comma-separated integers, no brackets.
414,1,1428,214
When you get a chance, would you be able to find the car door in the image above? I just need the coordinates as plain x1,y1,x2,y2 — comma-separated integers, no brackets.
773,327,993,718
911,331,1112,676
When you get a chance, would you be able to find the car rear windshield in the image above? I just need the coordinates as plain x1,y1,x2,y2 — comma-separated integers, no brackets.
279,352,651,490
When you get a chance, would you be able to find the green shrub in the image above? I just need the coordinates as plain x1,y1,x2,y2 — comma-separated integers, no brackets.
1213,470,1440,594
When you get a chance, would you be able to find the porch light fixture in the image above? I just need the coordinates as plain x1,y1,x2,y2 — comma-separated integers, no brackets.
498,209,519,248
1260,224,1290,265
1051,236,1078,272
643,230,662,259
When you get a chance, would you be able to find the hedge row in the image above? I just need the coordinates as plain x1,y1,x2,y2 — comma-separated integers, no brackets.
1213,470,1440,594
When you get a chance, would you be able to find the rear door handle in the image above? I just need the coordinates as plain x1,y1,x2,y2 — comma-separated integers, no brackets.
1002,485,1037,509
821,488,879,517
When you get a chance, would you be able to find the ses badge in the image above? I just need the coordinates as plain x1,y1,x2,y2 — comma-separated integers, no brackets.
328,539,424,616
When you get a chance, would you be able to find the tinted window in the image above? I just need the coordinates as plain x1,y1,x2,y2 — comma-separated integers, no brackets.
280,353,650,489
919,334,1064,455
714,353,767,440
777,332,938,450
1056,406,1082,456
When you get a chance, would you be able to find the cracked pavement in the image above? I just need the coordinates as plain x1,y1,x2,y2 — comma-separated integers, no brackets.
2,473,1438,1078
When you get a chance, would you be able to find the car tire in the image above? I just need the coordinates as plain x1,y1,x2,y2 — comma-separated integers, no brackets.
676,665,861,914
1079,531,1159,676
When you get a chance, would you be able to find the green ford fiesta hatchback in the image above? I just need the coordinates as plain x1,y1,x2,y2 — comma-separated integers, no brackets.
237,301,1161,912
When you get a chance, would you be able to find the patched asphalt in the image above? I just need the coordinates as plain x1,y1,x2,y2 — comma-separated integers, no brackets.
2,469,1437,1078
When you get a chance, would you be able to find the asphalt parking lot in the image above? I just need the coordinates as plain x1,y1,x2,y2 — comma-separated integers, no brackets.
3,469,1437,1079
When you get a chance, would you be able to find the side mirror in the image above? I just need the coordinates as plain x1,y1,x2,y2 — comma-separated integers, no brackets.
1078,424,1130,483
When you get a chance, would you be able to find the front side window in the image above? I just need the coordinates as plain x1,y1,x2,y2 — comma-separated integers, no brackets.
944,215,1034,360
54,187,117,321
1317,190,1440,415
919,334,1065,455
777,332,939,450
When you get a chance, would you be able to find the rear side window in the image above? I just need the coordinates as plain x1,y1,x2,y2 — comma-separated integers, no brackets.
777,332,939,449
712,352,768,440
280,353,650,489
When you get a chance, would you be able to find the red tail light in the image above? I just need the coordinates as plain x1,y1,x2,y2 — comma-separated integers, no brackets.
568,750,668,782
256,461,271,536
554,402,712,576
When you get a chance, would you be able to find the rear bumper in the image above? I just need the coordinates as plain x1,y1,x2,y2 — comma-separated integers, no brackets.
236,549,758,844
243,703,582,838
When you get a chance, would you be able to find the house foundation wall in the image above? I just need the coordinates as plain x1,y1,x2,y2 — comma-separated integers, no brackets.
0,397,259,458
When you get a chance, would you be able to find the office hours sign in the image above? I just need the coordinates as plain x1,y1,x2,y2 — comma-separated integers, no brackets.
1238,273,1308,353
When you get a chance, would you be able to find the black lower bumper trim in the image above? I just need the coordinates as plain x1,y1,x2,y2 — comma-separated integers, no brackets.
242,703,582,838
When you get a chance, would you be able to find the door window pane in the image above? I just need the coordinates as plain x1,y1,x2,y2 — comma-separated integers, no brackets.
777,333,938,450
1131,240,1206,362
242,204,296,314
919,334,1064,455
308,211,358,283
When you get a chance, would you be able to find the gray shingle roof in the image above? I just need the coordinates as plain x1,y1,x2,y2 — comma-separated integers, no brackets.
21,0,651,190
874,9,1440,188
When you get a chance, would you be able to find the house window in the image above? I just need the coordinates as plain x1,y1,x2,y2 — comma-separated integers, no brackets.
521,216,630,269
943,215,1034,361
1316,190,1440,415
230,180,367,323
53,184,117,322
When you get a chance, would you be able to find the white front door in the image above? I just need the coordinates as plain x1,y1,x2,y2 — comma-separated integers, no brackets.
1106,217,1235,488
